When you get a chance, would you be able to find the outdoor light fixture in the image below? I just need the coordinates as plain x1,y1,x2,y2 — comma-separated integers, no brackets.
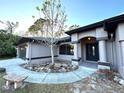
88,37,91,40
25,44,28,48
108,32,115,40
110,33,114,39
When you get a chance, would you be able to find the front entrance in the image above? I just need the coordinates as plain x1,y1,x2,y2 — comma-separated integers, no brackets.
86,42,99,61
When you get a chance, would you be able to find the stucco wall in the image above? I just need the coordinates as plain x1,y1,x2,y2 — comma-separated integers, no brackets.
96,27,108,39
78,27,107,40
117,23,124,41
27,43,58,63
72,33,78,41
70,22,124,79
31,43,57,57
58,55,73,61
116,23,124,78
106,41,117,70
78,43,81,58
27,43,74,63
78,29,96,40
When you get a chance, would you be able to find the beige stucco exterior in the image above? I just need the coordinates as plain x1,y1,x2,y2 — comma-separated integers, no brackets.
70,23,124,79
16,14,124,79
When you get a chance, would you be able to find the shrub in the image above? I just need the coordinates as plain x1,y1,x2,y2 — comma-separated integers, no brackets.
0,32,19,58
0,68,6,73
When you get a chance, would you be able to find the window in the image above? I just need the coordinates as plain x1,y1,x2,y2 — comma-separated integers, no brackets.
59,44,74,55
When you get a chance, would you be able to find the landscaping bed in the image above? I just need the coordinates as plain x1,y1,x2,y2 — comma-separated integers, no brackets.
21,60,78,73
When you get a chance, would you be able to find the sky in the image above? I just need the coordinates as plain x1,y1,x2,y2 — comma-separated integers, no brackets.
0,0,124,35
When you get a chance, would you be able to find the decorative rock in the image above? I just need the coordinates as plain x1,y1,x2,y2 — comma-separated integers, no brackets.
47,69,51,73
73,88,80,93
81,91,87,93
91,79,97,84
119,79,124,86
62,63,68,67
91,76,97,81
114,76,120,82
89,84,96,90
59,67,66,72
22,60,79,73
105,85,112,89
27,66,32,70
54,63,62,68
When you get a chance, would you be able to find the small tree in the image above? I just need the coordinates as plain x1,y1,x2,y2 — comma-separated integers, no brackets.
69,25,80,30
0,21,18,34
36,0,67,65
28,18,46,36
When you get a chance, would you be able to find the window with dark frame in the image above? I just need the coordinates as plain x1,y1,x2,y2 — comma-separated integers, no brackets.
59,44,74,55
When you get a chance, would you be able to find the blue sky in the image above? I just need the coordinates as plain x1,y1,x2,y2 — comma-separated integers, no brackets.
0,0,124,33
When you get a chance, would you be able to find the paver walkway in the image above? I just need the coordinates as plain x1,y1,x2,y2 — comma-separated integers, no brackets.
0,58,97,84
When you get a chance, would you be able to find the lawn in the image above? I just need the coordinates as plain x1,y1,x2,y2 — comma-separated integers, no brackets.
0,73,72,93
0,57,15,60
0,70,124,93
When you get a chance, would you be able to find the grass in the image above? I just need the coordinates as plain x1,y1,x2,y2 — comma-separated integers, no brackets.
0,57,15,60
0,73,72,93
0,73,6,93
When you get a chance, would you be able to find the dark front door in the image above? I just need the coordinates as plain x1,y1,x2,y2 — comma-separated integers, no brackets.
86,42,99,61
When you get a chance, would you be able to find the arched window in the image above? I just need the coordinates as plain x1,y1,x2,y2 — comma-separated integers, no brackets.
59,44,74,55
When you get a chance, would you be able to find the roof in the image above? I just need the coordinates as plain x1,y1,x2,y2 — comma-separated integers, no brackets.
16,37,36,46
16,36,71,46
57,36,71,44
66,14,124,35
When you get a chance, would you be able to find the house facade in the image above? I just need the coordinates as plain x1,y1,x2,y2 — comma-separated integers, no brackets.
16,37,73,63
66,14,124,79
17,14,124,79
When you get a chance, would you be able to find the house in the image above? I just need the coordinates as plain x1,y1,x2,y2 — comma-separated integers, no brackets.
16,36,73,63
16,14,124,79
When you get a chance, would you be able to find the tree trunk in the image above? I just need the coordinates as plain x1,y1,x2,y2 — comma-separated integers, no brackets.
51,44,54,65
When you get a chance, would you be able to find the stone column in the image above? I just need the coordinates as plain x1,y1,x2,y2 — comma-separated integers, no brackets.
26,43,31,63
74,43,78,59
120,41,124,78
16,47,20,58
72,42,80,66
121,41,124,65
99,40,107,62
98,40,110,69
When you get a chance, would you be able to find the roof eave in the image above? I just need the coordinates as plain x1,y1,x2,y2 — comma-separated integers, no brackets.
65,14,124,35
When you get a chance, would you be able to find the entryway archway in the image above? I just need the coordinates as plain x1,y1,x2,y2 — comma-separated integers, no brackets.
80,37,99,62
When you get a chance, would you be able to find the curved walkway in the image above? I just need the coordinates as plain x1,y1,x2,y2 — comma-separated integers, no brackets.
0,58,97,84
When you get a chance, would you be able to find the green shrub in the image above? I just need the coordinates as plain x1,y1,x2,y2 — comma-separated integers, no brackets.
0,31,19,58
0,68,6,73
